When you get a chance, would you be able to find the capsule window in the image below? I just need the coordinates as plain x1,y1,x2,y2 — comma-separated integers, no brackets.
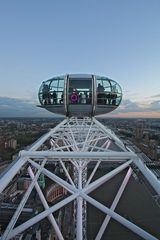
96,78,111,105
39,78,64,105
96,78,122,106
68,79,92,104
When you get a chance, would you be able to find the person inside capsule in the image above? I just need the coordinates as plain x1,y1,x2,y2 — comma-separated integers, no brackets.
42,82,51,105
38,75,122,117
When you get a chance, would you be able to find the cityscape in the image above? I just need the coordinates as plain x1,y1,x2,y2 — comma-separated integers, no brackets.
1,117,160,164
1,1,160,239
0,116,160,239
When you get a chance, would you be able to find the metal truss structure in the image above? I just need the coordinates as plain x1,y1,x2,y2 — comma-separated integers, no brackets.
0,117,160,240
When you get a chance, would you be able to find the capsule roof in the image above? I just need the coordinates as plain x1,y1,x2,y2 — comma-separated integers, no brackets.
38,74,122,116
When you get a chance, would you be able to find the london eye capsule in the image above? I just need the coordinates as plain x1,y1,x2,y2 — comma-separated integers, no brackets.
38,74,122,116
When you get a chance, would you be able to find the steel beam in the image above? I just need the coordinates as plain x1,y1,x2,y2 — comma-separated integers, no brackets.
82,193,158,240
7,194,78,240
133,157,160,195
2,160,46,240
1,116,159,240
0,157,27,193
84,160,132,194
95,167,132,240
28,167,64,240
20,150,136,160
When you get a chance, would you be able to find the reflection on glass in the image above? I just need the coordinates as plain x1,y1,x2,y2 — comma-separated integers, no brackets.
39,78,64,105
68,79,92,104
96,77,122,106
38,75,122,108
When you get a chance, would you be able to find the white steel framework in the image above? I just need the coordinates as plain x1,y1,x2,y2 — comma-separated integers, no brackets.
0,117,160,240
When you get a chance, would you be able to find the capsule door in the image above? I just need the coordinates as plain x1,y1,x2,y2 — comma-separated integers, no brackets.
66,75,94,116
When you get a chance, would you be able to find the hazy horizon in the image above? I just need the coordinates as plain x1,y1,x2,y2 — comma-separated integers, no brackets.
0,0,160,118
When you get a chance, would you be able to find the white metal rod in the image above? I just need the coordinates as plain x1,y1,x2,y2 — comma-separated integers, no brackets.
50,138,76,187
63,132,78,151
60,160,75,187
20,150,136,159
7,193,78,240
2,160,46,240
25,135,114,153
88,133,102,152
0,119,67,193
82,193,158,240
93,118,126,151
28,167,64,240
85,140,110,187
28,159,77,194
99,139,110,150
84,135,112,145
133,158,160,195
77,165,83,240
0,157,27,193
95,167,132,240
82,122,93,151
50,138,62,150
106,139,111,149
84,160,132,194
82,160,89,170
70,160,79,169
30,119,67,151
85,161,101,188
67,123,79,151
77,196,83,240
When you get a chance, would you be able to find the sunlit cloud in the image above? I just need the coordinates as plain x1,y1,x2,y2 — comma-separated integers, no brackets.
0,97,160,118
108,98,160,118
109,111,160,118
150,94,160,98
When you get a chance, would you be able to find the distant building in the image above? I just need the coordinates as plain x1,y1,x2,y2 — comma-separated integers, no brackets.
8,139,17,149
134,123,144,139
46,183,67,203
157,146,160,161
17,174,45,191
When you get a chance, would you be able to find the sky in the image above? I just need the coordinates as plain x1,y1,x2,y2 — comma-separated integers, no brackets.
0,0,160,118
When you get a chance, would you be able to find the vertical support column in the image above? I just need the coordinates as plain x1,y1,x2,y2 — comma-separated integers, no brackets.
77,161,83,240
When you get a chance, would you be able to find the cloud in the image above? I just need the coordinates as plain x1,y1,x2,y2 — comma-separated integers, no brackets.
148,100,160,111
0,97,159,118
0,97,59,117
118,99,141,112
150,94,160,98
118,99,160,113
108,98,160,118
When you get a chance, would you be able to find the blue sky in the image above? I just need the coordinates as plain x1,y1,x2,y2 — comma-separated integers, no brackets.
0,0,160,117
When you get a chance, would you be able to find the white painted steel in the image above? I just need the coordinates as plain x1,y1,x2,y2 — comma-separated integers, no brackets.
29,119,67,151
85,160,100,187
93,117,126,151
28,167,64,240
0,119,67,193
59,160,75,187
1,117,160,240
7,194,78,240
20,150,135,160
133,157,160,195
0,157,27,193
82,193,158,240
77,163,83,240
95,167,132,240
84,160,132,194
3,160,46,240
28,159,77,194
